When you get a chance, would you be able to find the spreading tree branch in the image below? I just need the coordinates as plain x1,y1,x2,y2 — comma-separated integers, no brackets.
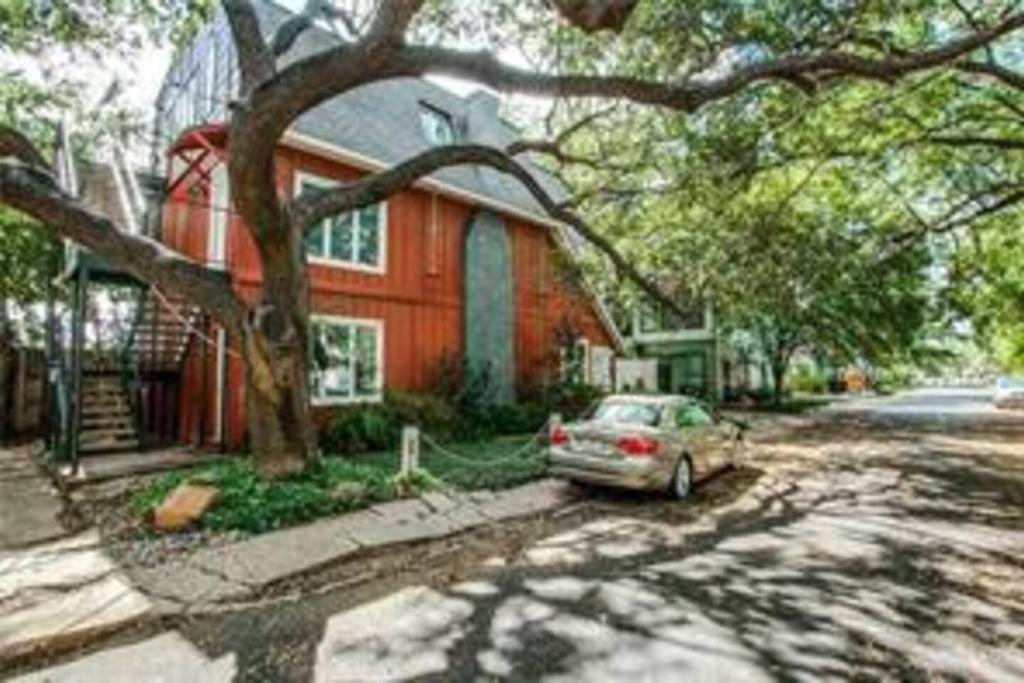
922,134,1024,151
222,0,275,95
958,60,1024,91
0,124,50,169
550,0,639,34
291,143,690,319
386,11,1024,108
0,163,247,334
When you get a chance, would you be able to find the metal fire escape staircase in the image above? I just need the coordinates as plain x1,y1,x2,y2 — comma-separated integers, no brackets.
71,289,201,455
53,134,205,463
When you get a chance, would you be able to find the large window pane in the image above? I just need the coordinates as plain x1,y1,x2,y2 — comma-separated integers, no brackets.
310,319,382,402
330,214,354,262
354,326,379,396
357,207,380,266
316,324,352,398
305,222,326,258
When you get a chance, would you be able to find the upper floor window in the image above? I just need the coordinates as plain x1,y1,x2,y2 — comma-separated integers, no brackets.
638,301,706,334
420,104,456,146
297,173,387,273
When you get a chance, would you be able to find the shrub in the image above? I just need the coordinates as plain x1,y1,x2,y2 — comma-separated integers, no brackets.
384,390,459,440
132,457,398,534
537,380,605,420
482,402,549,436
788,364,829,394
321,404,398,455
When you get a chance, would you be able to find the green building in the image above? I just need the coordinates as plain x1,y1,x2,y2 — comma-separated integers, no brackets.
627,302,722,402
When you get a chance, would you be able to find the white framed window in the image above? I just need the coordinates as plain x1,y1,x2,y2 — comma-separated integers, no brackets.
420,104,456,146
309,315,384,405
296,172,387,274
560,337,591,384
207,164,228,268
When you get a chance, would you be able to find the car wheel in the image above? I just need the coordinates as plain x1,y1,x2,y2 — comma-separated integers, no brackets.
672,455,692,500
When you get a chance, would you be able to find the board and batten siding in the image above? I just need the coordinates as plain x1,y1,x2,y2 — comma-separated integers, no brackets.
170,142,615,449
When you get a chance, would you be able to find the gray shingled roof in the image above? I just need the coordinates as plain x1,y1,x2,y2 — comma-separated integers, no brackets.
252,0,570,220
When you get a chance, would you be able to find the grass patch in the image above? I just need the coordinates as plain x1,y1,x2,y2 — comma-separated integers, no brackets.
133,434,548,535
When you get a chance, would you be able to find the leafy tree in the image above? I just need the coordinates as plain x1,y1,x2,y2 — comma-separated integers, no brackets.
1,0,1020,475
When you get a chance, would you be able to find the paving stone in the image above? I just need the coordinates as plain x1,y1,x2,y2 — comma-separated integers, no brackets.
421,491,459,514
190,519,361,587
126,559,249,608
11,630,236,682
0,446,68,549
370,498,432,522
0,545,116,609
338,512,456,547
477,479,575,521
0,573,151,658
440,503,491,532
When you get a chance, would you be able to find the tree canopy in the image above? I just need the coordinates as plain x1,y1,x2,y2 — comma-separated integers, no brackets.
1,0,1021,475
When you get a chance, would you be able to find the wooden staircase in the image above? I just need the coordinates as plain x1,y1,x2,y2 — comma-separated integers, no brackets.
79,376,140,454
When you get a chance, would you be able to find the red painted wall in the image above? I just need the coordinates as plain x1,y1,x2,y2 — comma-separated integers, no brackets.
167,140,615,449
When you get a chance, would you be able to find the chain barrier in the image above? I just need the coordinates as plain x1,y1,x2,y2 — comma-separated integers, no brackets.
417,418,553,471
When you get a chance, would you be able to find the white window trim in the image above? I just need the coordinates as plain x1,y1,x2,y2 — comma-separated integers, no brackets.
309,314,385,406
207,164,229,269
294,171,388,275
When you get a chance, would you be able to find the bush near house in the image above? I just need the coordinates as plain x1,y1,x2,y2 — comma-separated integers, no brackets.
787,365,830,394
132,374,605,536
320,381,603,456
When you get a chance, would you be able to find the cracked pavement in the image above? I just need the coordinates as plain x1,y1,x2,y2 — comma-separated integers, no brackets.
8,388,1024,681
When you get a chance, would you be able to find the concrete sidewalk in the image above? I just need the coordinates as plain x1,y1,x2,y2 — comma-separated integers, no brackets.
0,444,66,549
127,478,578,613
2,451,576,664
0,445,154,661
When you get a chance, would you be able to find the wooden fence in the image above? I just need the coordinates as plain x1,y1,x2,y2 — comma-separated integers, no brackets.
1,347,47,439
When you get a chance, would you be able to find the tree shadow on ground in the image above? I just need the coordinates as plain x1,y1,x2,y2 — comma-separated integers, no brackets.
311,419,1024,681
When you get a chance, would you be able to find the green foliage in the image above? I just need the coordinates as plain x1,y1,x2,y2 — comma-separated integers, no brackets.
390,468,442,498
0,211,58,308
132,458,396,535
321,403,398,454
787,364,829,395
319,364,599,455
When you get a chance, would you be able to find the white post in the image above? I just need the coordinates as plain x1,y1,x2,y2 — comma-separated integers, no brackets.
548,413,562,443
401,425,420,476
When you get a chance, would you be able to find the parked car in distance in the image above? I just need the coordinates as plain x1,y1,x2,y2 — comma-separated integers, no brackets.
994,376,1024,409
548,394,744,499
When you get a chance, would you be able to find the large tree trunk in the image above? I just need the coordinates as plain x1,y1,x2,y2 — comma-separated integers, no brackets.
240,233,318,479
243,325,316,478
770,356,788,407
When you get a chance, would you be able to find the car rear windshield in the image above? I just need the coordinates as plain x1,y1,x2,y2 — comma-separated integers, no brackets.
998,377,1024,389
590,401,662,427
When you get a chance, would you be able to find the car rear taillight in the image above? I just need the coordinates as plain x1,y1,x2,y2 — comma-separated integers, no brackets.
616,435,659,456
551,426,570,446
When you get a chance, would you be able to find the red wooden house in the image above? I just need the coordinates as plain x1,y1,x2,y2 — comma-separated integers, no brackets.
154,1,622,450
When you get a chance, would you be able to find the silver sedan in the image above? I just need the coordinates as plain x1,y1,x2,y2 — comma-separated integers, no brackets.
548,394,744,499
